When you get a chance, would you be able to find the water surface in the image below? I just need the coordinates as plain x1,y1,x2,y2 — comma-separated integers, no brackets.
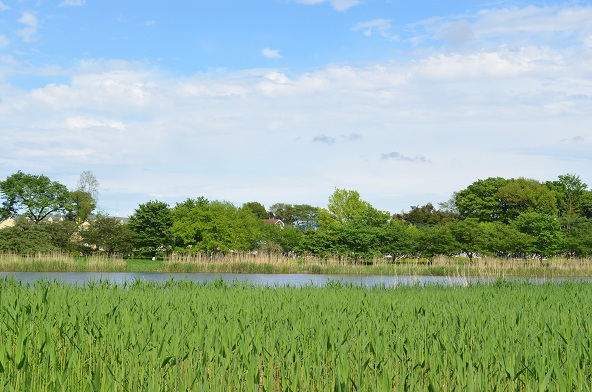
1,272,589,287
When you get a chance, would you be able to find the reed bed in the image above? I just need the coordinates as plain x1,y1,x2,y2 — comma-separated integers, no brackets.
1,278,592,390
0,252,126,272
164,252,592,278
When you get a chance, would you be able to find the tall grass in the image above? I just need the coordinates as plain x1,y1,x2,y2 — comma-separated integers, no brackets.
2,251,592,277
0,252,126,272
1,279,592,390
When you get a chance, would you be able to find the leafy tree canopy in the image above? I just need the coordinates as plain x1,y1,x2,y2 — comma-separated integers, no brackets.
0,171,72,223
498,177,557,220
242,201,268,219
319,189,390,228
454,177,509,222
128,200,173,256
395,203,458,226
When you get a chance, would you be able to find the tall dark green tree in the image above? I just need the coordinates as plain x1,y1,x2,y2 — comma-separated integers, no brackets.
128,200,173,257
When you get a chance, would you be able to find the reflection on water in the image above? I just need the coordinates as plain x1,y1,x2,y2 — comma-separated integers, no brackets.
1,272,590,287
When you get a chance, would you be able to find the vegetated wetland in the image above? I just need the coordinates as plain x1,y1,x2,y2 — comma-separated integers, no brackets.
1,278,592,391
2,252,592,279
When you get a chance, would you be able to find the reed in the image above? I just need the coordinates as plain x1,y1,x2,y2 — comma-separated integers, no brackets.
0,252,127,272
1,279,592,390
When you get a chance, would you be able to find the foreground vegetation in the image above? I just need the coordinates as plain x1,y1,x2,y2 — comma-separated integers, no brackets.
1,279,592,390
3,252,592,278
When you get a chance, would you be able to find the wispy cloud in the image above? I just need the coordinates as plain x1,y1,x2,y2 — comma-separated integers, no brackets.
0,1,9,11
341,133,362,141
416,5,592,48
294,0,362,12
560,135,586,144
313,135,336,144
17,12,38,42
262,47,282,59
59,0,86,6
381,151,431,163
352,19,398,41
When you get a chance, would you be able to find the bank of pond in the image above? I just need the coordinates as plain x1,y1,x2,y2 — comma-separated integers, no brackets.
1,277,592,390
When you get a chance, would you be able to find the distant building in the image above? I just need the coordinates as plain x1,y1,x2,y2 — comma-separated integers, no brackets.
0,216,16,229
263,218,285,229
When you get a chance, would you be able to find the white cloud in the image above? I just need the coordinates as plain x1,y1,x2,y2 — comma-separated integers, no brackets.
59,0,86,6
262,47,282,59
0,1,9,11
294,0,362,11
352,19,398,41
417,5,592,48
1,5,592,215
65,116,127,131
381,151,430,163
17,12,38,42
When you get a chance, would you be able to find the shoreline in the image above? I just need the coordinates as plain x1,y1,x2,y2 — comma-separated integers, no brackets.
2,254,592,278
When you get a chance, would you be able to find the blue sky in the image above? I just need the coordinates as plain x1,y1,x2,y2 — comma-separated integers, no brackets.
1,0,591,216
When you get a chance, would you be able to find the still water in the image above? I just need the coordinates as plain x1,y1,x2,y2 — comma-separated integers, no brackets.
0,272,588,287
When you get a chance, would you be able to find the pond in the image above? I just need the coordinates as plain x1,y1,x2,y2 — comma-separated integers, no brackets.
1,272,589,286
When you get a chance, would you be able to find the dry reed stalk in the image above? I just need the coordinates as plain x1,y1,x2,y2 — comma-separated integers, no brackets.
87,256,126,271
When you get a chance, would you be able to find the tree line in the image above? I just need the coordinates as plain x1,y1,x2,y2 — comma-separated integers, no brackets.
1,171,591,261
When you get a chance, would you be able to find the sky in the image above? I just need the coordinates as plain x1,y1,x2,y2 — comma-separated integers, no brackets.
0,0,591,217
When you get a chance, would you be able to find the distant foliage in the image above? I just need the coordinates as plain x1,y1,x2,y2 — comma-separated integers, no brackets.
2,172,592,259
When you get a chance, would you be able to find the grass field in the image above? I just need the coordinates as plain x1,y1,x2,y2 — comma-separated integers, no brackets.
1,278,592,390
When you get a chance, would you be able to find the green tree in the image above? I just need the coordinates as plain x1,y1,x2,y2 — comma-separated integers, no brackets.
128,200,173,257
395,203,458,227
512,212,564,262
0,171,72,223
171,198,262,253
559,216,592,258
454,177,509,222
319,189,388,228
242,201,268,219
44,219,80,253
479,221,533,258
416,225,459,262
0,217,56,254
296,228,339,258
68,171,99,224
259,223,303,254
268,203,321,230
269,203,296,223
498,177,557,221
378,220,418,258
170,197,210,249
69,190,96,224
81,215,135,256
547,174,588,218
447,218,483,262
